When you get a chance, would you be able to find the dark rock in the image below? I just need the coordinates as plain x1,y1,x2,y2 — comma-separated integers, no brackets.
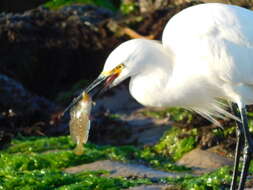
0,0,48,13
0,74,55,113
0,74,67,139
60,5,114,23
0,5,115,49
0,5,119,98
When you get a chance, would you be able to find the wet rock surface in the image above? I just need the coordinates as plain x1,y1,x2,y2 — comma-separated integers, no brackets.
64,160,179,190
177,148,233,174
65,160,180,178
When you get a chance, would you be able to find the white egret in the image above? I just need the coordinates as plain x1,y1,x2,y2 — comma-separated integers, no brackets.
66,3,253,190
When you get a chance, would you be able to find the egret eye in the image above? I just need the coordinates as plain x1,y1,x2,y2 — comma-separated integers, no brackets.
113,63,125,73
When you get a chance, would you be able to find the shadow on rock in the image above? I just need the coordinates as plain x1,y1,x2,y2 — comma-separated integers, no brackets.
0,74,67,149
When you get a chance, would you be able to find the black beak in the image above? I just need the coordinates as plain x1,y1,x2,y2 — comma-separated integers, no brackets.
62,74,116,116
85,75,109,98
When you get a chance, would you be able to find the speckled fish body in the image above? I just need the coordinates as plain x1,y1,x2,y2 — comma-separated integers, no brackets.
69,92,92,155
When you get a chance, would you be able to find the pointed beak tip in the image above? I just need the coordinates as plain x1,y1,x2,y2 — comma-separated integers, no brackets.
63,72,119,115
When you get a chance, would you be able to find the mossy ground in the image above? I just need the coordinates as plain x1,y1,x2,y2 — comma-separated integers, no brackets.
0,135,183,190
1,107,250,190
44,0,138,14
153,127,197,161
44,0,117,11
0,133,247,190
1,97,251,189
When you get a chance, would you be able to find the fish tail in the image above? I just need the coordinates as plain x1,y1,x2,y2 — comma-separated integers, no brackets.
73,144,84,155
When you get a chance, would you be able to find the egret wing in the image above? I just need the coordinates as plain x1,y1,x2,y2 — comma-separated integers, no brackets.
162,3,253,84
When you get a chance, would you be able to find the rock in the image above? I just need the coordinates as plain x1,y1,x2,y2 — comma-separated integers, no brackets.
90,110,170,146
60,5,114,23
177,148,233,174
0,74,67,138
0,74,55,114
93,82,142,114
0,0,48,13
121,110,170,146
65,160,179,190
87,82,170,146
0,5,118,98
127,185,172,190
65,160,179,178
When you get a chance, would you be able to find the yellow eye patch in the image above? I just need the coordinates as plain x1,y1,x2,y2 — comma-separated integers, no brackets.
102,64,125,76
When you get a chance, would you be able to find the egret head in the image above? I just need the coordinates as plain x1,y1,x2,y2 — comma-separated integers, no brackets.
100,39,143,86
64,39,170,114
84,39,148,97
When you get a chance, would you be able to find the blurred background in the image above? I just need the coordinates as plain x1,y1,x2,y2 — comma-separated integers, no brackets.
1,0,253,189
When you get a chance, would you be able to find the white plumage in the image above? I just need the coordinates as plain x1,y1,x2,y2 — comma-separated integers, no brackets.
103,3,253,125
76,3,253,189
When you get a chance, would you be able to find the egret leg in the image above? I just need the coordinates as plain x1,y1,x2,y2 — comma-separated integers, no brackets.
230,103,244,190
237,106,253,190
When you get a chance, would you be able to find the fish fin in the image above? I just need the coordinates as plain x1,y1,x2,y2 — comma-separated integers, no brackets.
73,144,84,155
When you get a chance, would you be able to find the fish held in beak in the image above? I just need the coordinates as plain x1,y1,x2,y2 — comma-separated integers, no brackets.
62,73,119,116
69,92,92,155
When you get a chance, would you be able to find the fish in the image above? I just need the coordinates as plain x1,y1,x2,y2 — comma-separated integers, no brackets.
69,92,92,155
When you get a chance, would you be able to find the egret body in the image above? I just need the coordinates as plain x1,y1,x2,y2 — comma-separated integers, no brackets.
66,3,253,190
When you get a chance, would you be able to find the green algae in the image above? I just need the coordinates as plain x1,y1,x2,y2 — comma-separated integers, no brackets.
141,107,194,122
44,0,139,14
0,135,248,189
44,0,117,11
5,136,75,154
2,136,189,171
0,135,189,190
154,127,197,161
120,1,138,15
0,169,151,190
4,131,253,189
164,166,232,190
